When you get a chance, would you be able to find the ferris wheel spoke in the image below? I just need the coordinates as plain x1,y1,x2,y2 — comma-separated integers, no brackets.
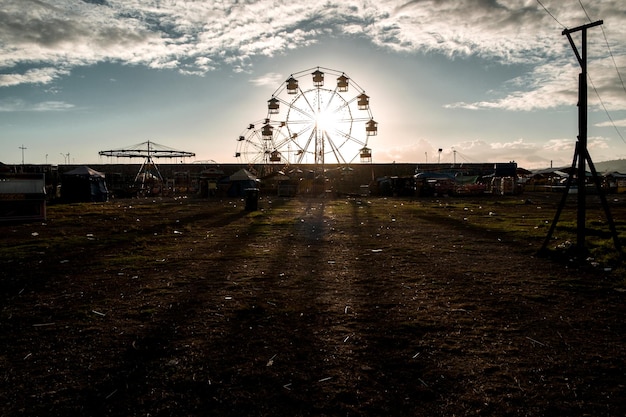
288,105,316,122
337,130,367,147
289,124,313,137
325,125,367,148
245,138,266,153
301,129,317,153
287,117,315,126
301,94,318,118
294,130,317,163
328,121,353,132
326,132,351,151
325,93,349,114
323,131,348,165
273,136,292,150
322,89,340,113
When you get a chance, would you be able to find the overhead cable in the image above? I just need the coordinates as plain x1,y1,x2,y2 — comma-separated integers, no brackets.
588,75,626,145
577,0,626,142
536,0,565,28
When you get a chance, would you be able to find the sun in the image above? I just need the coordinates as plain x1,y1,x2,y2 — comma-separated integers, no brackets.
315,107,338,133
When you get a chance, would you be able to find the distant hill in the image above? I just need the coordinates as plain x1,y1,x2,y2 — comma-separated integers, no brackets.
528,159,626,174
593,159,626,173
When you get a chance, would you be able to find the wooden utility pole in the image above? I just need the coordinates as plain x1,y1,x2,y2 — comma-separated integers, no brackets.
565,20,602,252
541,20,622,258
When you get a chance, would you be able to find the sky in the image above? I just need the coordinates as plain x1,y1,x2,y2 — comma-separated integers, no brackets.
1,0,625,169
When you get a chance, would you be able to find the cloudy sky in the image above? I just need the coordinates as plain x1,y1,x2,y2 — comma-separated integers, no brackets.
1,0,625,169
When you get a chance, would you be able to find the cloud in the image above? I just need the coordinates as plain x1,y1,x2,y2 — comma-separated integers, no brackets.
444,61,582,111
489,138,536,151
0,67,70,87
0,98,75,112
0,0,165,71
249,72,285,87
587,135,611,151
0,0,624,113
30,101,76,111
544,138,576,152
371,136,580,169
596,118,626,128
542,136,609,158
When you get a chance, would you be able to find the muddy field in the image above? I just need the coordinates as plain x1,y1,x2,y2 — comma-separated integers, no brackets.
1,193,625,416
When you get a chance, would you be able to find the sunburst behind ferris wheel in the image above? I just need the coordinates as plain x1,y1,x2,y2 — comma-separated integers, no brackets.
266,67,377,167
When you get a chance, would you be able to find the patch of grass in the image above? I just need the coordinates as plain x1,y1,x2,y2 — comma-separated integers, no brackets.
404,195,625,270
247,217,295,239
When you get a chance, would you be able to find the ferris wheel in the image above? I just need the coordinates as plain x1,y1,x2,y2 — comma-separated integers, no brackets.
236,67,377,168
235,118,291,166
270,67,377,166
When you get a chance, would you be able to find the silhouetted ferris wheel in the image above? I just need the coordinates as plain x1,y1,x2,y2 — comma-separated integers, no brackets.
236,67,377,168
235,119,291,166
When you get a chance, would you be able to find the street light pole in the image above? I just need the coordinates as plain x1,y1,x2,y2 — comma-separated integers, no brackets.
19,144,27,165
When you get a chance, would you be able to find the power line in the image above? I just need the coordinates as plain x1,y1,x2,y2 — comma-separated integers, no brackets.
578,0,626,96
537,1,625,145
578,0,592,22
536,0,565,28
598,27,626,98
588,74,626,144
576,0,626,143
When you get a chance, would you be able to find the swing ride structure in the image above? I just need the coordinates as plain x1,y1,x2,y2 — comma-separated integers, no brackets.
99,141,195,188
236,67,377,172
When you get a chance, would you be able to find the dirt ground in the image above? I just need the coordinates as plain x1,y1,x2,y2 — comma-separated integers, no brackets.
1,193,625,416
